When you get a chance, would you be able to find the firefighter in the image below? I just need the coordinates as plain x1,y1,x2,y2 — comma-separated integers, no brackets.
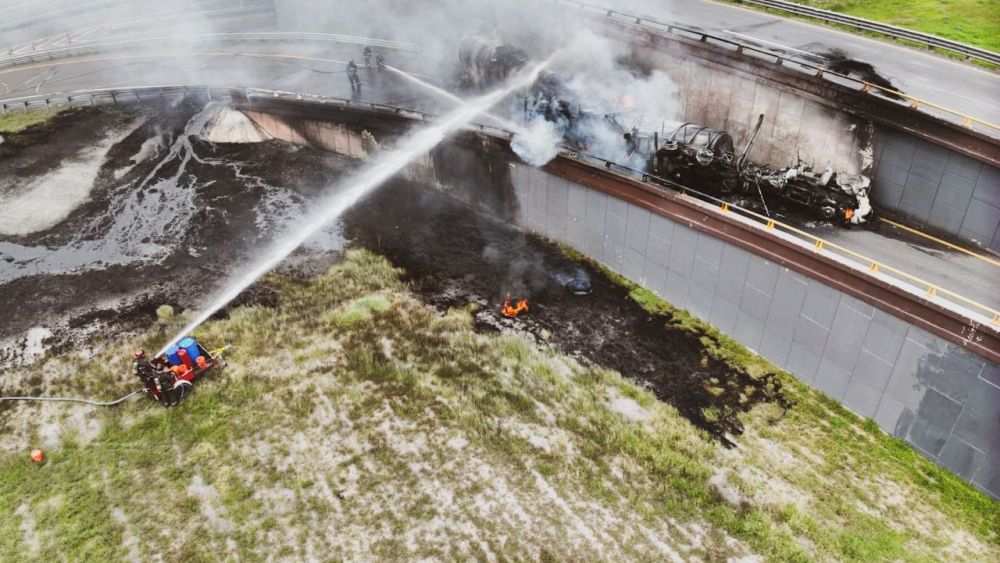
363,45,372,68
376,52,386,73
347,59,361,93
133,350,157,389
155,370,177,406
134,349,175,405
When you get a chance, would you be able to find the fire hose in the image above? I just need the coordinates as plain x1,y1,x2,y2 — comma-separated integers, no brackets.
0,345,230,408
0,388,146,406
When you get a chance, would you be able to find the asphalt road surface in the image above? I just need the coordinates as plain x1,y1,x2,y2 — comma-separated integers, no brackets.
614,0,1000,127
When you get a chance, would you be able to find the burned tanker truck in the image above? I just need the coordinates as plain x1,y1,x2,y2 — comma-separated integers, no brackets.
625,117,876,227
457,34,876,228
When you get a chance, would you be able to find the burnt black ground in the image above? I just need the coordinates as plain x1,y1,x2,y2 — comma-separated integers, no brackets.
343,182,790,443
0,103,360,355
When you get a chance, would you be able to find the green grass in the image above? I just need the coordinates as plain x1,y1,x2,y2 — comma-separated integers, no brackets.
558,243,999,549
726,0,1000,53
811,0,997,51
0,107,66,134
0,248,996,560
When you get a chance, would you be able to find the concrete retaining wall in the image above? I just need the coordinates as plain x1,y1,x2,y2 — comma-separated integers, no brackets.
505,158,999,500
874,129,1000,250
243,109,370,159
228,102,999,499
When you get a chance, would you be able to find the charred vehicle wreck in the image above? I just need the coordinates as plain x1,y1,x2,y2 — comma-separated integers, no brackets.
629,118,876,227
457,34,876,228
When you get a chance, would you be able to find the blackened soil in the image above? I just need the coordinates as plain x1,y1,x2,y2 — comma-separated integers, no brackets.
0,103,361,349
344,182,789,443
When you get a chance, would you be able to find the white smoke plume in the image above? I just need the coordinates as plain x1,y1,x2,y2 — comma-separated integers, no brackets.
510,118,562,166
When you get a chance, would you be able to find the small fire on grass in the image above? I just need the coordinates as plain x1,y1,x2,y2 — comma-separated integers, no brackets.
502,294,529,318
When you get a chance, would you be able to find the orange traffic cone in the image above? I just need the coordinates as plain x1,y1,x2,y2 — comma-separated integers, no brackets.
30,449,44,463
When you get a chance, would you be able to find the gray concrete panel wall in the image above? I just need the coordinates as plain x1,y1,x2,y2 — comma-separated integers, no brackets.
510,161,1000,500
873,128,1000,250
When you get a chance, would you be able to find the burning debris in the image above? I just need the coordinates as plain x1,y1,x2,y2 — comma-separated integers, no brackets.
555,268,593,296
643,117,877,227
502,294,529,318
456,35,877,228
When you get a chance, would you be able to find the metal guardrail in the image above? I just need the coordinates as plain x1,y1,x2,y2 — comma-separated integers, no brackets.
737,0,1000,66
1,85,996,329
561,150,1000,328
0,32,420,71
0,86,439,124
2,1,991,137
553,0,1000,137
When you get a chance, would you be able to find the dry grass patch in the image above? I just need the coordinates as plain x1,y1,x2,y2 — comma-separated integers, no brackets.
0,248,995,561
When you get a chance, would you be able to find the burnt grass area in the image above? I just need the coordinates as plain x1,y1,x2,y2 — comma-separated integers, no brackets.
0,103,359,351
344,181,790,444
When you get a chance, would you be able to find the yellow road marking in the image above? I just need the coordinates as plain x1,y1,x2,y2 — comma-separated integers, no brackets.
880,217,1000,267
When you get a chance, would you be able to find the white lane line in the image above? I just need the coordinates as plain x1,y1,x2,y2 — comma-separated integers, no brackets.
14,68,51,89
35,68,57,94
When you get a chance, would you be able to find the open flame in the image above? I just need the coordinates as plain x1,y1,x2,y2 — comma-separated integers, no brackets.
502,294,529,318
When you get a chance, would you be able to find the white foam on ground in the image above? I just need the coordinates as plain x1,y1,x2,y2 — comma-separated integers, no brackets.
113,130,165,180
13,327,52,365
200,106,272,143
0,133,120,236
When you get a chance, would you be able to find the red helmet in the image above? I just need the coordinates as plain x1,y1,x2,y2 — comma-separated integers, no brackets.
134,349,145,358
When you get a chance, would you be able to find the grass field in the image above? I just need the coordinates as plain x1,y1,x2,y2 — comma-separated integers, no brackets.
0,249,996,560
732,0,1000,53
0,108,65,134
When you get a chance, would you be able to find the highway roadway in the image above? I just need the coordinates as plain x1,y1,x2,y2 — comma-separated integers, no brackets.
0,43,439,111
611,0,1000,126
1,20,997,316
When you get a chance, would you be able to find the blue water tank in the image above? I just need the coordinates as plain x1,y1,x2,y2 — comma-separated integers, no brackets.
179,337,201,363
165,345,181,367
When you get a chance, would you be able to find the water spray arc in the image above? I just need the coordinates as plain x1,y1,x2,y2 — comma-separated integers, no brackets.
384,64,524,133
385,64,562,166
157,57,553,357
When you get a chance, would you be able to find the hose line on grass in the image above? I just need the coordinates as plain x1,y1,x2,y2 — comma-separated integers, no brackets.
0,388,146,406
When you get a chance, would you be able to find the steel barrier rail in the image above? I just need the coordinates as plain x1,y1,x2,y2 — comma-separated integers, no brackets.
558,150,1000,328
551,0,1000,137
2,1,991,137
0,32,421,71
2,84,996,329
0,86,444,126
736,0,1000,66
